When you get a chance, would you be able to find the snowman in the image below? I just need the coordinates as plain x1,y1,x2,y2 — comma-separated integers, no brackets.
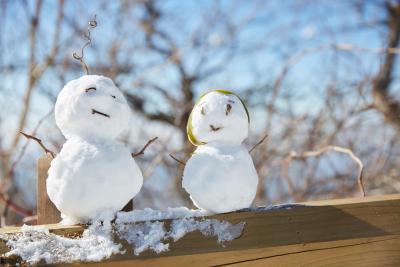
47,75,144,224
182,90,259,213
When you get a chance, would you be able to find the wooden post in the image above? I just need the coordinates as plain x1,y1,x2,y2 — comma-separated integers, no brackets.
36,156,133,224
37,155,61,224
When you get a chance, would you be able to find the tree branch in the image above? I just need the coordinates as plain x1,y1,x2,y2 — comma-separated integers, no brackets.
20,131,55,159
131,137,158,158
284,145,365,197
372,3,400,131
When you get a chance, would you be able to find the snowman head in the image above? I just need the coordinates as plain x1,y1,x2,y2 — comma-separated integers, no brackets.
55,75,130,140
187,90,250,146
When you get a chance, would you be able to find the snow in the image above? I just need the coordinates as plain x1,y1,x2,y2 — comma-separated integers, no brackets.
116,221,169,255
1,223,122,264
116,207,210,223
188,91,249,146
48,136,143,224
183,90,259,213
55,75,130,140
1,207,250,264
47,75,143,224
183,143,258,213
169,218,245,243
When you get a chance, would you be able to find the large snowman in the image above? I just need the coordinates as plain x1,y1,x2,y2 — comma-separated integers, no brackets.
47,75,143,224
183,90,259,213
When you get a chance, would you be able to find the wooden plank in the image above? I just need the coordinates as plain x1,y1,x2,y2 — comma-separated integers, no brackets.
37,155,60,224
74,236,400,267
1,194,399,266
298,193,400,206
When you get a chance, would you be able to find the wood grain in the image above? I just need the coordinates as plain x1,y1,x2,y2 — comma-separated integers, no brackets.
1,194,399,266
37,155,61,224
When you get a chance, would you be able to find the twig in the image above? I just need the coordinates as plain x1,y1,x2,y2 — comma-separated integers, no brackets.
0,193,32,217
72,15,97,75
20,131,55,159
249,133,268,153
8,109,53,179
169,154,186,166
131,137,158,158
284,145,366,197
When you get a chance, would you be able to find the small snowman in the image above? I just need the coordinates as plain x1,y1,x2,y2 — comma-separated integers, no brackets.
46,75,144,224
182,90,259,213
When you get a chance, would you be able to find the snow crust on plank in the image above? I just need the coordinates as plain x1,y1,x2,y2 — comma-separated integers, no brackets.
1,208,246,265
116,207,210,223
1,223,122,264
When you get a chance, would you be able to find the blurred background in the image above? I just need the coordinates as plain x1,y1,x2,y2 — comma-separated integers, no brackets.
0,0,400,226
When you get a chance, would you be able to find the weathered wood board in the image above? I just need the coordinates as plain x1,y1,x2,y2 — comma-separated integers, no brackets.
1,194,399,266
37,155,60,225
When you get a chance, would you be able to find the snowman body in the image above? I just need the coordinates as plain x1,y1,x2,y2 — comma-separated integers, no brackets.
47,75,143,224
183,143,258,213
183,90,258,213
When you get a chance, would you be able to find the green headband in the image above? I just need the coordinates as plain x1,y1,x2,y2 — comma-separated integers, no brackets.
186,89,250,146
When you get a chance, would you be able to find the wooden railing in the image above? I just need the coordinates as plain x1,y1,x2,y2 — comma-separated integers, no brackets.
0,157,399,266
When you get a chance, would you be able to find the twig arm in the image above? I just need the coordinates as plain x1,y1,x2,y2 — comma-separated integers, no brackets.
169,154,186,166
249,134,268,153
20,131,55,159
131,137,158,158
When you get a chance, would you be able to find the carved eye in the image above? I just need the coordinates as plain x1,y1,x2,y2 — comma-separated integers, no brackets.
225,103,232,116
111,95,116,99
85,87,96,93
198,102,206,115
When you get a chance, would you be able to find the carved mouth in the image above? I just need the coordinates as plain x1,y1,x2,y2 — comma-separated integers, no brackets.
91,109,110,118
210,124,223,132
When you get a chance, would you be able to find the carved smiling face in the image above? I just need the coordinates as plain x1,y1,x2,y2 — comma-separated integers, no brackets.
187,90,250,146
55,75,130,140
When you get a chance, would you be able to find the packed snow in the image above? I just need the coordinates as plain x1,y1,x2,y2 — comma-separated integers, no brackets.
1,223,122,265
47,75,143,224
54,75,130,140
169,218,245,243
183,90,259,213
1,208,248,264
188,90,249,145
116,207,210,223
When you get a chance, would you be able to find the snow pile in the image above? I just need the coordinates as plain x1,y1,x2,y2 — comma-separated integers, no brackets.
115,218,245,255
169,218,245,243
116,221,169,255
1,208,246,264
1,223,122,265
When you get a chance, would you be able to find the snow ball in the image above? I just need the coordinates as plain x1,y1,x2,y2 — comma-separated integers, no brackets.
55,75,130,140
188,90,249,146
